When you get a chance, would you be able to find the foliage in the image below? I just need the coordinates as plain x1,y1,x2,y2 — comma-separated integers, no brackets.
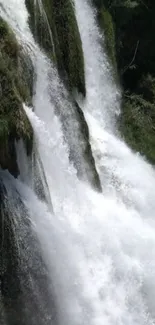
119,91,155,164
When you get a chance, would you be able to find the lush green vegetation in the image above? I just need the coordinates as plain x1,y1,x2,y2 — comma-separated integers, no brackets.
0,18,33,176
119,90,155,164
93,0,155,164
26,0,86,95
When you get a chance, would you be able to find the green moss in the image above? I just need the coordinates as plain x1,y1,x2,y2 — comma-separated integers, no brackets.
26,0,86,96
25,0,56,61
98,5,117,70
51,0,85,95
0,18,33,176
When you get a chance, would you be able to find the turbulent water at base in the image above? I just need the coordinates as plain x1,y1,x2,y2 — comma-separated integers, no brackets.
1,1,155,325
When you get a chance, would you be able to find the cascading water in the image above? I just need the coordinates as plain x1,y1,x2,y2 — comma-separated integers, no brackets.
75,0,120,125
0,1,155,325
74,0,155,211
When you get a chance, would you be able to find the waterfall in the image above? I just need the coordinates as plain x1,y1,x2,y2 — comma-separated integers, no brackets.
74,0,155,206
74,0,121,131
0,1,155,325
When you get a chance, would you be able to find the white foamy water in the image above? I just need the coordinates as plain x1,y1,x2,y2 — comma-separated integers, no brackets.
1,1,155,325
0,0,98,186
0,0,34,45
74,0,121,131
24,103,155,325
17,170,155,325
74,0,155,197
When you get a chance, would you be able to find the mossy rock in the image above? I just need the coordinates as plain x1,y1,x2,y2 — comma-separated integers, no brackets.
26,0,86,96
97,5,117,71
74,101,102,191
0,18,33,176
51,0,86,95
25,0,56,61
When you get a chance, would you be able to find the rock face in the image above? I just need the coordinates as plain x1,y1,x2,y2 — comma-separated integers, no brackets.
25,0,101,191
0,18,33,177
0,173,57,325
93,0,155,164
0,178,22,325
73,101,102,191
26,0,86,96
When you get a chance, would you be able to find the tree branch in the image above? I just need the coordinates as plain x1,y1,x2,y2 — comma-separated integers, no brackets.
122,40,139,75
